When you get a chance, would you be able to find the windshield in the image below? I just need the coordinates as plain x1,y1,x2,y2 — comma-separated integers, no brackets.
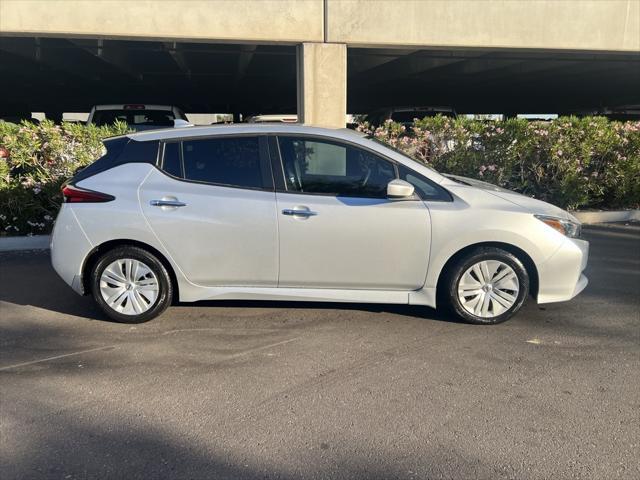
366,135,439,174
91,110,176,129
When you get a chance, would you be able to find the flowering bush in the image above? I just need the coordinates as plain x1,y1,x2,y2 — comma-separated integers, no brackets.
0,120,129,235
359,116,640,211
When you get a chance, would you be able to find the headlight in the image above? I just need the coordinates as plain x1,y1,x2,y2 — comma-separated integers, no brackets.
534,214,581,238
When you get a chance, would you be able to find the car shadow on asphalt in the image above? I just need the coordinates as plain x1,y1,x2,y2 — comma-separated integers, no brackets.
0,250,463,325
182,299,464,324
0,250,107,321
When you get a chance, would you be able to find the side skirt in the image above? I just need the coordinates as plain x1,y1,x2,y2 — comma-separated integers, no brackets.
178,285,436,307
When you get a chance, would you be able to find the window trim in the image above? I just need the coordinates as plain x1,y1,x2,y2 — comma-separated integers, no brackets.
157,134,275,192
271,133,452,202
267,136,287,191
159,140,184,178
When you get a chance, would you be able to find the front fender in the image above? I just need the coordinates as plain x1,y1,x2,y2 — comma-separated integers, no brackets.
424,204,564,290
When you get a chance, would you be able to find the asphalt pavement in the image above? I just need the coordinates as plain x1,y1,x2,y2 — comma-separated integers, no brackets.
1,223,638,479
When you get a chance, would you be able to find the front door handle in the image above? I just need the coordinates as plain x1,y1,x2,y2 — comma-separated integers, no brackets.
150,199,187,207
282,208,317,217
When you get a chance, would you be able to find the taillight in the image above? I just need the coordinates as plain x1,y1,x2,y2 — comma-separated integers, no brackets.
62,185,115,203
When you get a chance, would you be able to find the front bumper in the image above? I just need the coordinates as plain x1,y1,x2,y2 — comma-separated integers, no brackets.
537,237,589,304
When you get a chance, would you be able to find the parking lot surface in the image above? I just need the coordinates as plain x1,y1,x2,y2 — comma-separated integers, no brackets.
1,224,639,479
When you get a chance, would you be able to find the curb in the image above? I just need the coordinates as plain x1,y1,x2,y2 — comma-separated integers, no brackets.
570,210,640,224
0,235,50,252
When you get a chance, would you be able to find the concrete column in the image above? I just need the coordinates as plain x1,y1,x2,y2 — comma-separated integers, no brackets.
297,42,347,128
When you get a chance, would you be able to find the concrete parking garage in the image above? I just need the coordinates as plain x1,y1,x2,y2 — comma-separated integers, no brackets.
1,1,639,124
1,36,639,122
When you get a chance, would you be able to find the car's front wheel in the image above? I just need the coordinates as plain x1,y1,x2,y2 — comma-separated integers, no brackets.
442,247,529,324
90,246,173,323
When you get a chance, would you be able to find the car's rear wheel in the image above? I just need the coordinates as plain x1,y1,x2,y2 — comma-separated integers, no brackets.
442,247,529,324
90,246,172,323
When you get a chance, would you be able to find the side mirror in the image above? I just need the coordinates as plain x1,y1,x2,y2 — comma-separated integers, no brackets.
387,179,415,199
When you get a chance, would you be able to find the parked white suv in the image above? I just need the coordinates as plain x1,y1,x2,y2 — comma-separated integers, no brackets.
51,124,588,324
87,104,188,131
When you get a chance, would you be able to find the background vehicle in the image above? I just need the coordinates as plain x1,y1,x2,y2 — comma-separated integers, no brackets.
51,124,588,325
574,105,640,121
246,114,298,123
86,104,188,131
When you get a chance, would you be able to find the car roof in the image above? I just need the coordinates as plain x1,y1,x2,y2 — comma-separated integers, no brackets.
127,123,367,142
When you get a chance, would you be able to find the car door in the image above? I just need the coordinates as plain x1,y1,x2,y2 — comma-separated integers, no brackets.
139,135,278,287
273,135,431,290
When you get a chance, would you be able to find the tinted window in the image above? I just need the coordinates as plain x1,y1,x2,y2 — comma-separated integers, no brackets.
182,137,264,189
119,139,159,164
398,165,451,201
71,138,158,184
278,136,395,198
162,142,182,177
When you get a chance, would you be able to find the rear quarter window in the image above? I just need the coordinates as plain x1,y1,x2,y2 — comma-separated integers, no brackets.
71,138,158,184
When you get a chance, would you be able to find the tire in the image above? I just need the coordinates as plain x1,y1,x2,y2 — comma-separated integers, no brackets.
441,247,529,325
90,246,173,323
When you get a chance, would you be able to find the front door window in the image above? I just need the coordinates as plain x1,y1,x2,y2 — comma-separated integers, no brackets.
277,136,396,198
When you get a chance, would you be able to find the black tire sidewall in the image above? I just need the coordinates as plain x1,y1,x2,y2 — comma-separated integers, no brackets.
446,247,529,325
91,246,172,323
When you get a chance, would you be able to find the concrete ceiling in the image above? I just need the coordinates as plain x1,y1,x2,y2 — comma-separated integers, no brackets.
0,37,297,115
348,48,640,114
0,36,638,116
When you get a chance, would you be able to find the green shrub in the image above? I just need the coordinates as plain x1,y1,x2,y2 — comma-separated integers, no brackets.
0,120,129,235
359,116,640,211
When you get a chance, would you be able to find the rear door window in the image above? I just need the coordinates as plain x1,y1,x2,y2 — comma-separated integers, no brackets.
161,136,270,190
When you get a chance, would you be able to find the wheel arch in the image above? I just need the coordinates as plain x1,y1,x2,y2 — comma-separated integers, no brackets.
435,241,539,302
81,239,179,302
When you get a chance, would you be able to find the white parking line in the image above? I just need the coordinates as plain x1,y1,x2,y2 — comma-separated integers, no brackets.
225,337,302,360
0,345,117,371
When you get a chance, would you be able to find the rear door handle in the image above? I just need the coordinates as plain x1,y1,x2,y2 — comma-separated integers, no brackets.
150,199,187,207
282,208,317,217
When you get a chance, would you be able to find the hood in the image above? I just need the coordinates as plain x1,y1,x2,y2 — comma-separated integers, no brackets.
446,175,571,219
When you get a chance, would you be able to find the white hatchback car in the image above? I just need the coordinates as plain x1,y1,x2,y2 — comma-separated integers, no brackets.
51,124,588,324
